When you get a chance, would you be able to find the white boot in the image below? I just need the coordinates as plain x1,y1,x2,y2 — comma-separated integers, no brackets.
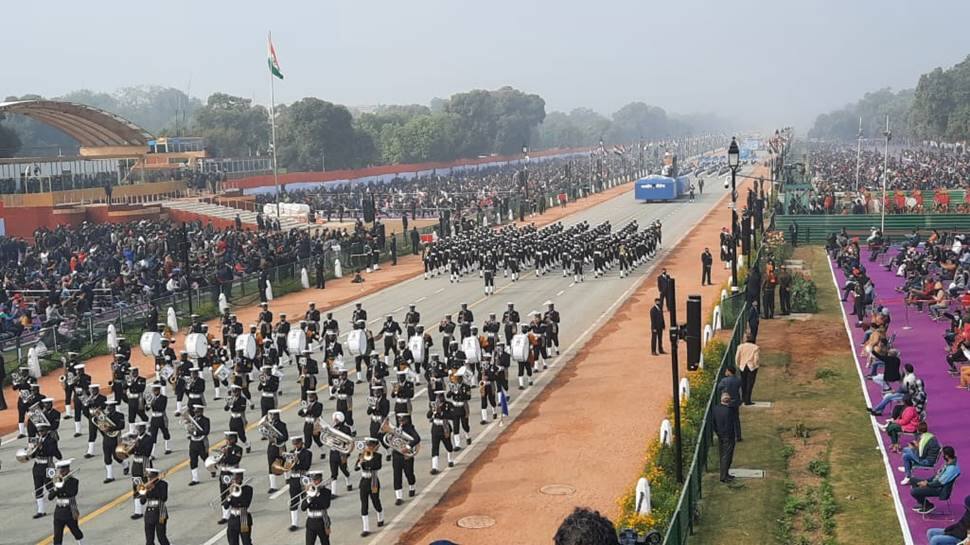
361,515,371,536
518,376,525,389
36,497,45,515
87,442,96,456
344,474,352,489
330,480,338,496
191,468,200,483
395,489,403,501
133,500,144,517
481,409,488,423
377,510,385,526
289,509,299,529
409,484,416,496
357,370,364,383
175,401,183,416
18,423,26,436
452,434,460,449
446,451,454,467
105,464,114,481
431,456,439,472
164,440,171,453
221,507,229,521
75,421,82,435
269,474,279,491
213,386,221,399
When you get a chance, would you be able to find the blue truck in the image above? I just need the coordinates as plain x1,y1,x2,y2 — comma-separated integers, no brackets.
634,174,692,202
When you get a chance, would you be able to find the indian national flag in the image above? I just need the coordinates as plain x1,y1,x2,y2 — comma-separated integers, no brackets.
268,33,284,80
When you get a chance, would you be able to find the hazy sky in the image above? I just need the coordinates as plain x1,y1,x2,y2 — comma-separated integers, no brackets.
5,0,970,129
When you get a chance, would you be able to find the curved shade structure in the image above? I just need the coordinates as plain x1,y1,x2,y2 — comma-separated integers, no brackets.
0,99,153,148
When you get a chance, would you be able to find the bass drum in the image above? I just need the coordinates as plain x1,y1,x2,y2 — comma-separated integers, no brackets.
235,334,257,360
140,332,162,357
511,333,531,363
287,329,307,354
462,336,482,364
408,335,426,364
185,333,209,359
347,329,368,357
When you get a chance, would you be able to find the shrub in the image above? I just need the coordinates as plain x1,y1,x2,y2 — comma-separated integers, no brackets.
791,273,818,313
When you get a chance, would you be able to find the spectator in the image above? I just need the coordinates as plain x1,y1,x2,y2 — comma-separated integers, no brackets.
910,446,961,515
553,507,620,545
717,366,743,441
925,495,970,545
712,391,737,483
735,335,760,405
879,397,921,453
899,422,941,485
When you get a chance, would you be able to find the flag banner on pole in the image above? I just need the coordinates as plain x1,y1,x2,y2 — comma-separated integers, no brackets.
268,33,284,80
499,390,509,416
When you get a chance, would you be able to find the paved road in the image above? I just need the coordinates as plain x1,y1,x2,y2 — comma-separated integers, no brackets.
0,164,756,545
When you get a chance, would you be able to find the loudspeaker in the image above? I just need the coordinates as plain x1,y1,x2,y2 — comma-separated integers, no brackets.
686,295,702,370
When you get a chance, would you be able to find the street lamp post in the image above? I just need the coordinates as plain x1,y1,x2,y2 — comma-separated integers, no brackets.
727,137,741,289
881,116,891,233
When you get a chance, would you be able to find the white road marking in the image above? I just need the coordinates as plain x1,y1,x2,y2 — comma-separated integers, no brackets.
393,307,403,313
415,296,427,303
269,486,289,500
568,282,575,288
434,288,444,294
556,290,565,296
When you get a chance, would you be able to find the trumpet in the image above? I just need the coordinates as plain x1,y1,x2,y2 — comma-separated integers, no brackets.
16,437,41,463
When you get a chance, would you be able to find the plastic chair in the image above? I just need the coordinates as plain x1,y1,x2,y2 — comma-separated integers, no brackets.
922,476,958,520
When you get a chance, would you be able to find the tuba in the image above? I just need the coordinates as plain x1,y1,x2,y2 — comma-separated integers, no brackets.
204,445,227,473
319,425,356,455
379,419,419,458
28,402,50,429
92,409,121,438
182,412,204,435
114,433,138,461
16,437,41,463
270,450,297,476
256,416,285,442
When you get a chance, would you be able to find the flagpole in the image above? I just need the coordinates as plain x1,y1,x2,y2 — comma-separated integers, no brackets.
269,33,281,220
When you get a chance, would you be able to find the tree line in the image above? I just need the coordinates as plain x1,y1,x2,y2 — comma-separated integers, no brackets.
810,53,970,142
0,85,729,170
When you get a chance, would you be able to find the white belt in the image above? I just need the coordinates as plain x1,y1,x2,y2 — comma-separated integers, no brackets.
230,413,243,418
337,394,348,400
304,417,316,423
395,398,408,404
189,393,202,398
371,415,382,422
147,500,162,507
361,471,373,478
450,400,464,407
261,393,275,398
152,411,165,417
229,508,243,516
132,456,145,463
218,465,238,471
34,457,50,464
190,436,205,442
56,499,72,506
308,510,326,518
433,419,445,425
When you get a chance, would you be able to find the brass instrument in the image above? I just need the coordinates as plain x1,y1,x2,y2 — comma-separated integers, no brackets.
270,450,297,476
228,477,254,498
48,468,80,490
366,396,378,411
182,412,204,435
11,369,25,384
256,416,285,442
28,402,50,429
92,408,121,438
59,372,78,386
115,433,138,461
168,366,181,385
76,390,93,408
204,445,227,473
379,419,420,458
292,481,325,503
143,389,156,408
318,425,355,455
136,476,160,496
16,437,41,463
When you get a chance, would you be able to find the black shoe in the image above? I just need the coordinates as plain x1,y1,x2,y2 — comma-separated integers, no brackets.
454,446,462,452
104,478,115,484
320,453,326,460
518,386,524,390
346,484,353,491
288,525,299,532
123,466,130,476
130,514,143,520
493,414,498,420
217,518,228,525
361,531,370,537
213,396,223,401
651,352,658,356
659,350,666,355
268,488,279,494
261,437,268,441
448,461,454,467
245,447,252,454
480,420,487,425
386,454,392,461
84,454,96,459
431,469,439,475
189,481,200,486
73,433,82,438
378,520,384,527
466,438,472,445
164,450,172,455
32,512,46,519
395,499,403,506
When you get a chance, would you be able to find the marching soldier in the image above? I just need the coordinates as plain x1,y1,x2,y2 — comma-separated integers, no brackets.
147,383,173,457
427,392,455,474
225,385,252,453
328,412,353,496
287,436,313,531
438,314,456,357
110,354,130,404
298,361,318,403
223,468,254,545
351,302,368,327
128,422,153,519
300,470,333,545
126,368,148,432
187,404,211,486
189,314,204,334
457,303,474,340
82,384,106,459
264,409,288,493
35,397,62,440
514,325,535,389
447,374,473,449
323,330,343,397
543,300,561,356
392,369,415,418
482,313,500,355
379,315,402,364
391,412,420,505
305,302,321,328
138,467,170,545
99,401,126,483
331,367,355,434
482,251,497,296
529,311,549,371
258,302,273,326
157,339,176,395
71,366,92,433
216,432,245,524
367,384,390,456
275,313,291,364
404,304,421,338
502,302,520,344
31,422,61,519
298,391,325,457
49,459,85,545
187,367,206,409
22,384,43,438
494,342,512,400
13,365,37,438
321,311,338,338
257,365,279,417
173,351,192,416
480,358,499,424
355,438,384,537
62,353,80,420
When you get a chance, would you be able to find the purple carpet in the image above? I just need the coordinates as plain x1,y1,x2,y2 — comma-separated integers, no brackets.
831,250,968,545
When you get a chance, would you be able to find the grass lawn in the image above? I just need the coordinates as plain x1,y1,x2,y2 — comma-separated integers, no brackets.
689,246,901,545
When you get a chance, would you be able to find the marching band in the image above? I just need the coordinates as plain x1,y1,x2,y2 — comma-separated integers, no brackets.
6,273,592,544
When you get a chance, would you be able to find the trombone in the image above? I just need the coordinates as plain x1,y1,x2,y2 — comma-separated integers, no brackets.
35,468,80,496
290,478,330,503
209,476,254,508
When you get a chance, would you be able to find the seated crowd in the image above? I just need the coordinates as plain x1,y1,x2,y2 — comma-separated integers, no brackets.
786,145,970,215
831,228,968,518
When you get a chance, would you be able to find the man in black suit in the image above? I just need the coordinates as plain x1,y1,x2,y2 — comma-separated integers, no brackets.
712,392,736,483
748,301,760,342
657,269,671,311
650,298,665,356
701,248,713,286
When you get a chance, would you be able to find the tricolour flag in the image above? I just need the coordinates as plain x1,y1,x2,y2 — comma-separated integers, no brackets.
268,33,284,80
